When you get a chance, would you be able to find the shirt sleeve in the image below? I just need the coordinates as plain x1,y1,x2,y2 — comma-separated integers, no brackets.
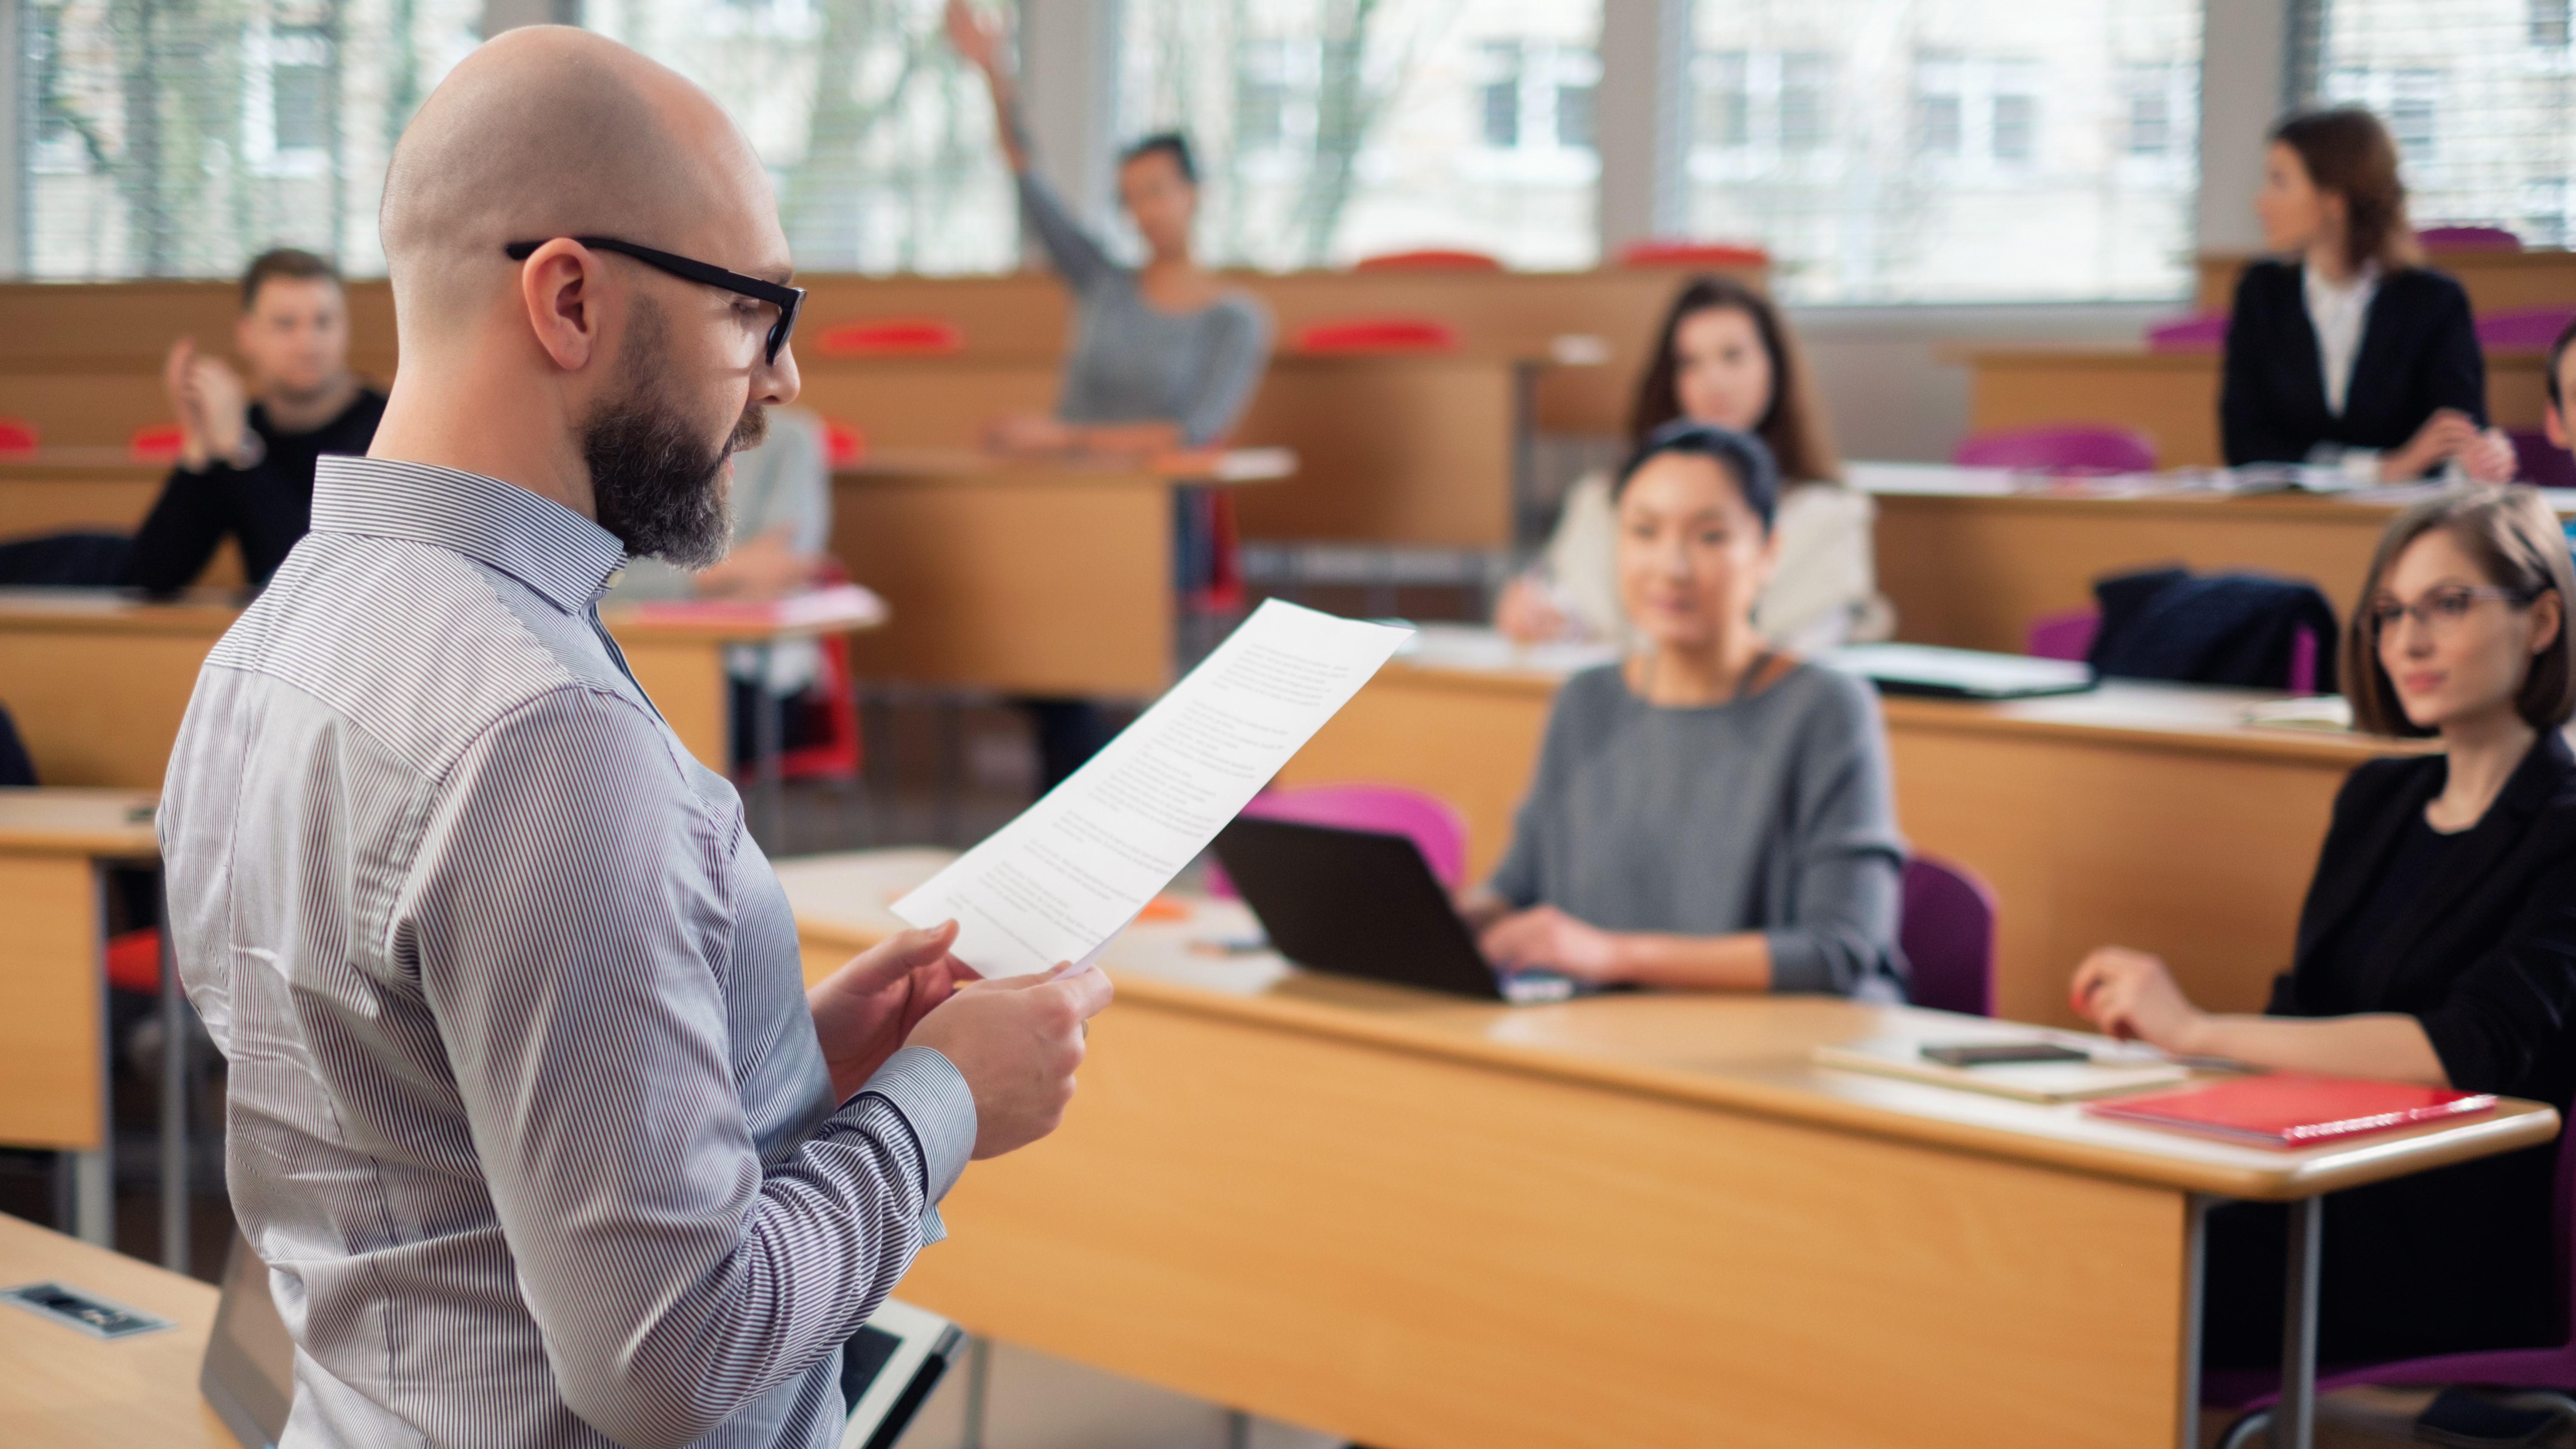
1176,300,1273,447
119,464,235,594
1763,674,1908,996
2414,849,2576,1102
1017,169,1114,293
402,686,958,1449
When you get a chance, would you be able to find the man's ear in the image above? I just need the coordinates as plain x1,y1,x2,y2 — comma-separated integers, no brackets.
517,239,605,374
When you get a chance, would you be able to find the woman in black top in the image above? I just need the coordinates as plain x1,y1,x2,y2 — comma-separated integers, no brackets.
2073,486,2576,1366
2221,108,2515,483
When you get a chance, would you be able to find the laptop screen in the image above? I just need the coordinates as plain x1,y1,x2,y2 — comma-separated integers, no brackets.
202,1230,293,1449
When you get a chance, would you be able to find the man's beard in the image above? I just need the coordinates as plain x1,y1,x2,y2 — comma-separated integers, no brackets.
581,299,767,570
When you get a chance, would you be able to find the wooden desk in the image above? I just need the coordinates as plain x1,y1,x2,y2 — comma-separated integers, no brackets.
1271,643,2423,1028
0,1211,232,1447
0,588,857,788
830,449,1288,697
2197,248,2576,317
777,850,2560,1449
0,789,159,1246
1959,346,2551,470
1860,463,2576,654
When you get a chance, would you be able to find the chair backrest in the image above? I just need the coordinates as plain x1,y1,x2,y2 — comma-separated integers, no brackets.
774,633,863,783
1900,857,1997,1017
2419,224,2522,252
2476,306,2576,352
1351,248,1503,272
1616,239,1770,269
1290,317,1461,354
0,418,37,454
823,419,867,468
1953,425,2156,475
2025,608,2101,662
2512,430,2576,490
128,423,185,462
1204,784,1470,898
2144,313,2229,352
814,317,966,358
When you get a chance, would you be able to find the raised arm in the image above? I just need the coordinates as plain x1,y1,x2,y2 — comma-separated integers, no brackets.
944,0,1030,174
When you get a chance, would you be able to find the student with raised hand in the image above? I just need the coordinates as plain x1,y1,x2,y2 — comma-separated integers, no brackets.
2222,107,2515,483
1461,423,1906,998
1494,275,1889,655
125,247,387,592
2072,486,2576,1367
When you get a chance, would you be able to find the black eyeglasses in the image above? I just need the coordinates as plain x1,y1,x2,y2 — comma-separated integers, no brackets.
504,236,804,365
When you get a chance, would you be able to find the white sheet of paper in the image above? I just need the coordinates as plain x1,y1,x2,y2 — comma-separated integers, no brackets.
892,600,1414,976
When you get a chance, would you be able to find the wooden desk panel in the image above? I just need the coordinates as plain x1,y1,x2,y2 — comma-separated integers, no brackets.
2196,249,2576,317
1277,662,2399,1027
0,1211,232,1448
0,853,105,1149
1962,348,2549,470
0,471,163,538
1229,359,1519,546
830,468,1175,696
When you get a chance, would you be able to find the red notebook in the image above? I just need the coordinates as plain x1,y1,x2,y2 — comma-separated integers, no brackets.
2082,1072,2496,1147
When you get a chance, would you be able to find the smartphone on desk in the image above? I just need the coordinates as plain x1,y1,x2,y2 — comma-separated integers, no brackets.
1920,1042,2091,1068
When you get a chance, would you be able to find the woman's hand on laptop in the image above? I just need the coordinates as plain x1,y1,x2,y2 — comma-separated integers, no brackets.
808,921,979,1102
1479,904,1626,984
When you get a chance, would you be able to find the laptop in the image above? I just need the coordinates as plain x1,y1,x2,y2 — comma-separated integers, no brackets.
203,1228,962,1449
1209,815,1585,1003
1822,643,2096,701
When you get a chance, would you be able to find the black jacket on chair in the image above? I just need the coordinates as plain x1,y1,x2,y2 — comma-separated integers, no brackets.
2201,732,2576,1368
2219,259,2487,469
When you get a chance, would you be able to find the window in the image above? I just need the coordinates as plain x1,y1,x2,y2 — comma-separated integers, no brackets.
585,0,1020,275
1685,0,2201,304
21,0,481,277
2298,2,2576,243
1118,0,1604,271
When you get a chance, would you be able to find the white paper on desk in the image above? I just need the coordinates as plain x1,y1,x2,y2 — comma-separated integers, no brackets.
892,599,1413,976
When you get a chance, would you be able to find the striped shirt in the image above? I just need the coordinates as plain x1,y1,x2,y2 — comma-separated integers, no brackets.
161,455,976,1449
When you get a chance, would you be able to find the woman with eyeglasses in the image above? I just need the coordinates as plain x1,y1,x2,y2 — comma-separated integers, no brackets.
2071,486,2576,1370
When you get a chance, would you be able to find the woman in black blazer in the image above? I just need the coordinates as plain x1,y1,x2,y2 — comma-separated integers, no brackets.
2073,486,2576,1366
2222,108,2516,483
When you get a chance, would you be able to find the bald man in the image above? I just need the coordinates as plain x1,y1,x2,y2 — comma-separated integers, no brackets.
159,28,1110,1449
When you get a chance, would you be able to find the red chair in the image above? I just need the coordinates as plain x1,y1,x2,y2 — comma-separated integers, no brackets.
129,424,186,462
2478,307,2576,352
0,418,38,455
1291,317,1460,354
1204,784,1470,899
773,633,863,784
107,927,162,993
2419,225,2522,252
1616,239,1770,269
2026,609,2102,662
1900,857,1997,1017
814,317,966,357
1954,425,2157,475
2146,313,2231,352
1351,248,1502,272
823,419,868,468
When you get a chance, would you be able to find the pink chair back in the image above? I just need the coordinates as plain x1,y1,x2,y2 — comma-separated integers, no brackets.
1900,857,1997,1017
1954,426,2157,475
1205,784,1471,899
1616,239,1771,269
2419,225,2523,253
2026,609,2101,662
2477,308,2576,352
2145,313,2230,352
2513,430,2576,490
1351,249,1503,273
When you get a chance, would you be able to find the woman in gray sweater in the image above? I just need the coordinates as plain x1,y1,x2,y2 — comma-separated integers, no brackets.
1462,423,1907,998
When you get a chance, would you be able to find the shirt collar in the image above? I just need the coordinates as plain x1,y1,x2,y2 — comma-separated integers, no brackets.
2304,258,2380,311
310,455,628,614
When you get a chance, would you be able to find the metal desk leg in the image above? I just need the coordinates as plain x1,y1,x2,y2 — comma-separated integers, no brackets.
73,866,112,1246
754,643,785,850
2277,1195,2324,1449
2179,1194,2209,1449
157,896,188,1274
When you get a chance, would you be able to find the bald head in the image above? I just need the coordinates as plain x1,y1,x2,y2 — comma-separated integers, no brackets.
380,27,779,343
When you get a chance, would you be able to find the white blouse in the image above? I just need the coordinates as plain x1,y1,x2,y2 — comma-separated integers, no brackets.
1535,471,1895,655
2302,261,2380,418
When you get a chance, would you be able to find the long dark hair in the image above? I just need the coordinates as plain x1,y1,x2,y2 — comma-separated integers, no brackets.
2272,108,2422,275
1628,275,1839,485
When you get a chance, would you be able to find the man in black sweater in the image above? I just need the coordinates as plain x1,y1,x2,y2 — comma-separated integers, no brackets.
121,248,388,593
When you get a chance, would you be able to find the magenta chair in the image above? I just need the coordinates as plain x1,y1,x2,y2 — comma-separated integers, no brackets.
1206,784,1470,898
1898,857,1997,1017
2478,307,2576,352
2202,1124,2576,1449
2419,225,2523,252
1954,426,2157,475
2146,313,2231,352
2512,430,2576,490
